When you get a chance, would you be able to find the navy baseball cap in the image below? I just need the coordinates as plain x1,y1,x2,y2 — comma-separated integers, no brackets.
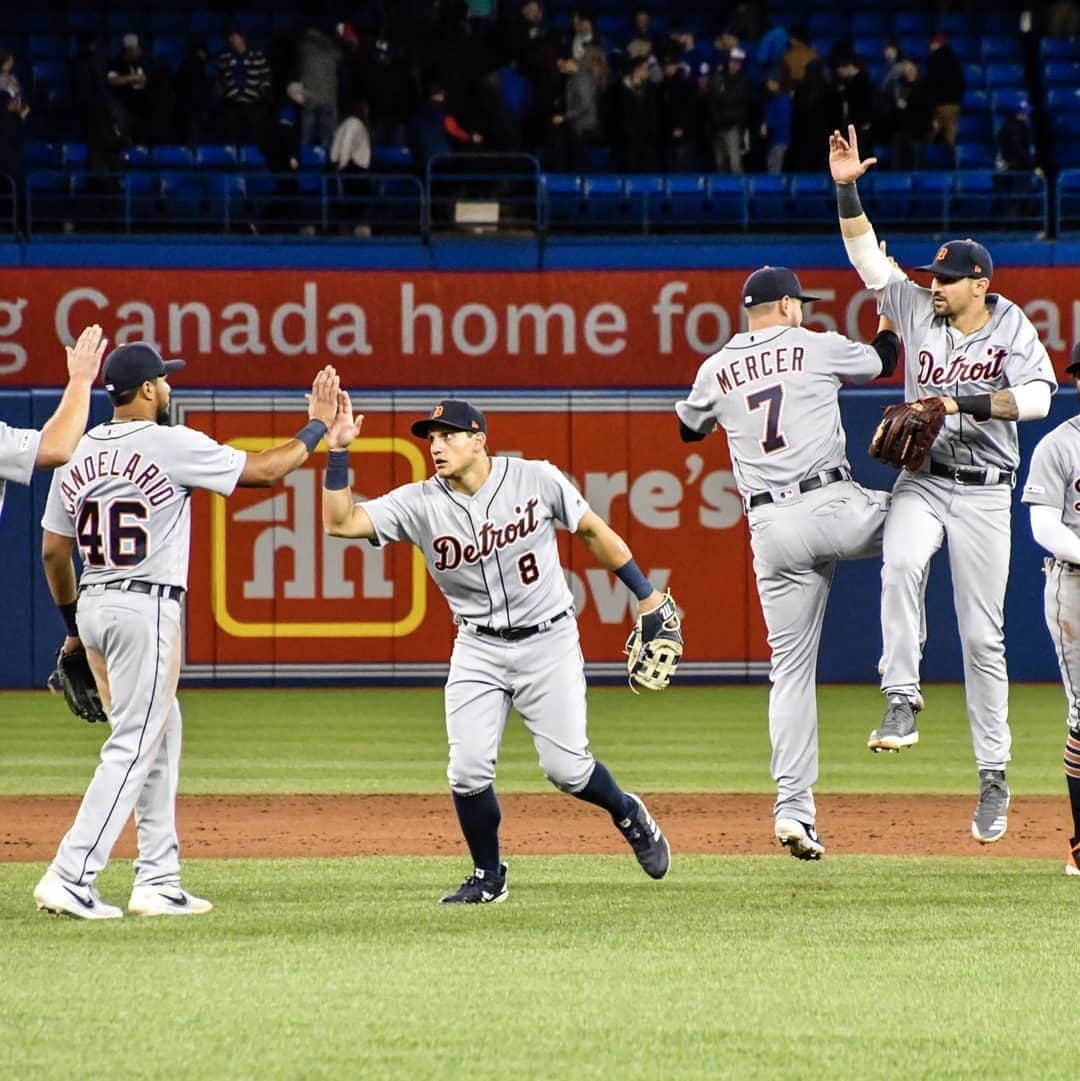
1066,342,1080,377
742,266,820,307
102,343,185,393
915,238,993,281
410,399,487,438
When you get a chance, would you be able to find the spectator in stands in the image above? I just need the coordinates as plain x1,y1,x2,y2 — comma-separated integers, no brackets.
1046,1,1080,37
70,30,129,185
297,23,343,155
667,25,708,82
831,48,873,152
780,25,819,91
786,57,833,172
496,57,533,151
215,27,272,147
107,33,150,146
361,39,417,148
628,8,660,57
888,58,933,170
259,81,306,232
570,10,596,62
0,89,27,238
615,55,658,172
407,82,483,170
330,101,372,238
761,71,791,174
997,100,1041,175
0,49,27,111
172,43,212,147
659,47,699,172
757,19,789,79
553,46,606,171
925,33,965,150
708,47,751,175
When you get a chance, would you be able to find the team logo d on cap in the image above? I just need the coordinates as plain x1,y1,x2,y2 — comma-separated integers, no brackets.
915,238,993,281
410,399,487,438
102,343,185,393
741,266,821,308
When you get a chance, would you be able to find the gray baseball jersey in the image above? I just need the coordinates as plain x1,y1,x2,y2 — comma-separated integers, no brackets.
0,421,42,521
675,325,883,496
363,456,587,630
42,421,246,585
880,278,1056,470
1022,418,1080,731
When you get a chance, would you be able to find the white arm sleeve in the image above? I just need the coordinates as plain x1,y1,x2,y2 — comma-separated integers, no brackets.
1030,504,1080,563
1009,380,1053,421
842,228,906,291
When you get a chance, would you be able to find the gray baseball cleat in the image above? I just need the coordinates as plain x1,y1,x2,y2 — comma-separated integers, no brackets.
440,863,509,905
775,818,825,860
616,794,670,879
34,870,123,920
972,769,1010,844
868,696,920,753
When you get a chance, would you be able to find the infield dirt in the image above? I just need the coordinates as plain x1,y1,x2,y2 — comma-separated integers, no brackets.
1,793,1073,861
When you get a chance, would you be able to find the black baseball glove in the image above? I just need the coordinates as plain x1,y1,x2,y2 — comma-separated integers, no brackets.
47,646,107,723
624,592,684,693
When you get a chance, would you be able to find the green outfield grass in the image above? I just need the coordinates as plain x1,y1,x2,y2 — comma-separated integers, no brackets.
1,854,1073,1081
0,684,1071,796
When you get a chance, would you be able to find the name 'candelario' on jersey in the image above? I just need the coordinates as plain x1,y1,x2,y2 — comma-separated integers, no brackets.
715,345,805,395
58,450,175,509
432,496,541,571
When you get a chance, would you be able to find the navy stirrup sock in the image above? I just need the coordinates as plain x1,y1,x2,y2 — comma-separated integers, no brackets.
572,761,636,821
451,786,502,875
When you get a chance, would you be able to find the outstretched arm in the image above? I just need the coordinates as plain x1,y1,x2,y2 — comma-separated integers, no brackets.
941,382,1052,423
321,389,376,539
829,124,902,296
36,325,107,468
574,509,665,615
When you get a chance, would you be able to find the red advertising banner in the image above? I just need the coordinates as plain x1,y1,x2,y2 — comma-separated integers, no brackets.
181,399,769,680
2,267,1077,388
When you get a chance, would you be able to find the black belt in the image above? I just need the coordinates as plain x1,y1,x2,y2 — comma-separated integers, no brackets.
928,460,1014,486
467,609,571,641
82,580,185,603
1055,559,1080,573
748,468,850,509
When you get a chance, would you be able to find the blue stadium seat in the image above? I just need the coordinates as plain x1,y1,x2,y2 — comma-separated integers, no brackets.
299,146,327,169
27,34,68,60
1053,111,1080,139
921,143,956,170
152,145,195,169
851,13,888,36
962,89,989,111
660,175,708,224
62,143,87,168
24,142,63,170
127,145,152,169
595,15,626,38
910,172,949,223
749,174,789,224
239,145,267,169
891,13,931,36
374,177,422,228
957,112,993,142
865,173,912,222
936,14,971,37
370,146,412,170
962,63,984,89
1045,61,1080,87
624,175,663,223
706,176,748,227
956,143,997,169
1041,38,1080,61
159,172,204,219
790,174,833,224
984,61,1025,88
195,145,237,169
808,13,846,38
31,60,68,91
947,35,978,62
897,37,928,62
541,174,583,228
1057,170,1080,230
981,36,1022,62
1059,143,1080,168
1047,87,1080,111
583,175,627,225
991,89,1031,116
853,38,884,63
152,37,186,71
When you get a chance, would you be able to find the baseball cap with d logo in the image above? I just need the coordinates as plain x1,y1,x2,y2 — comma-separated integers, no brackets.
410,399,487,438
915,238,993,281
102,342,185,393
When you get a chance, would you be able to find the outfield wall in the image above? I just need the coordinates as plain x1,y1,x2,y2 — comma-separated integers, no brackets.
0,237,1076,689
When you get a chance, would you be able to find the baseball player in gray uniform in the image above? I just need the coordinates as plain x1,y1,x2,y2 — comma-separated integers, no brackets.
675,266,898,860
34,344,340,919
0,325,106,522
830,124,1056,843
1022,344,1080,876
321,395,670,904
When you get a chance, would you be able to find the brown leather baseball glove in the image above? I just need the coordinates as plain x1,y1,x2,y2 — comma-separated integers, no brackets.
869,397,948,472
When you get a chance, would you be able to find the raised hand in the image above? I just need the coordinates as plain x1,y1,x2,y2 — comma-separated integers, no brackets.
326,389,364,450
828,124,877,185
307,365,339,427
66,325,107,386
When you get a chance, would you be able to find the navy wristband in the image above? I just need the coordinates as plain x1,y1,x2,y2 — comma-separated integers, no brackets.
955,395,992,421
58,600,78,637
295,419,328,453
615,558,654,601
324,450,350,490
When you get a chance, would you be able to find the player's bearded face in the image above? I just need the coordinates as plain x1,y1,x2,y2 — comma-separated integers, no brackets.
154,379,171,426
930,276,979,318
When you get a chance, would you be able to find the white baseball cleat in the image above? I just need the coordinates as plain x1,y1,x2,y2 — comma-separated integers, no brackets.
775,818,825,860
128,884,213,916
34,870,123,920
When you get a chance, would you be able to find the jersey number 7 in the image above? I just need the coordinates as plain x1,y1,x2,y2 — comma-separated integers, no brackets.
746,385,788,454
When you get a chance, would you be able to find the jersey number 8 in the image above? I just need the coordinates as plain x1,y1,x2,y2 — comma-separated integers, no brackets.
76,499,150,568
